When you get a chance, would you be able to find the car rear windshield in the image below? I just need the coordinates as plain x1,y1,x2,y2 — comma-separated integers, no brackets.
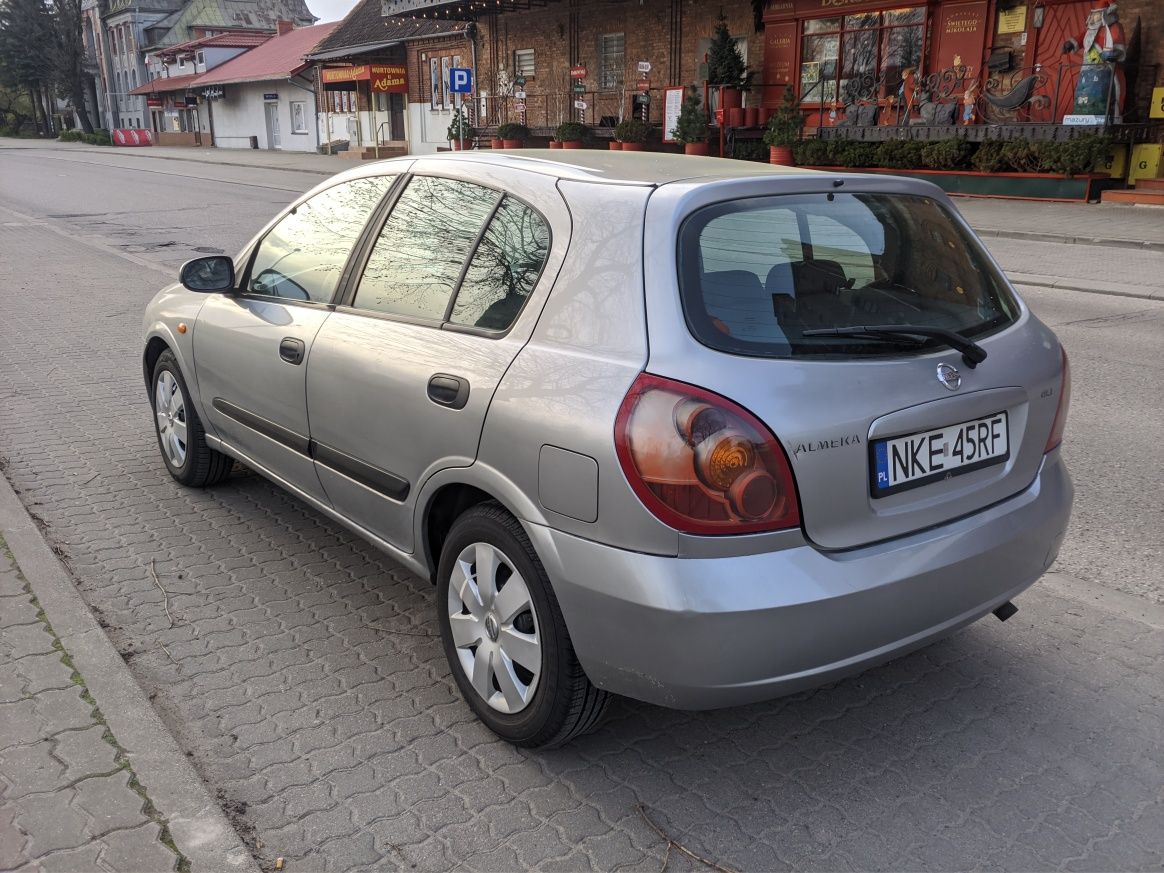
677,192,1020,359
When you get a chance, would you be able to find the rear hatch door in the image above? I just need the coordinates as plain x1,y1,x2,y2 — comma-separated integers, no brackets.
641,176,1065,550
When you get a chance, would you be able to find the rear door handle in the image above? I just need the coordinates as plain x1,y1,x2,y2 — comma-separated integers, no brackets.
427,374,469,409
279,337,305,365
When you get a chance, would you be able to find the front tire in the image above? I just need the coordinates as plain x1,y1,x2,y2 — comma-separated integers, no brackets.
437,502,609,747
151,349,231,488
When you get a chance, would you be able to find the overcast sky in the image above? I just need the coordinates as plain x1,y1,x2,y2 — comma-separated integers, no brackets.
307,0,360,24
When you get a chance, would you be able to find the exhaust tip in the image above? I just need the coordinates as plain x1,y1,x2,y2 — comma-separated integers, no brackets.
993,601,1018,622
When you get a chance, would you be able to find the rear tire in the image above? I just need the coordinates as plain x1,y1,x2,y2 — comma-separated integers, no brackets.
151,349,231,488
436,502,609,747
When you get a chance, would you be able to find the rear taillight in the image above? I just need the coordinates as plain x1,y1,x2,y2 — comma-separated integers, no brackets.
614,373,800,535
1045,347,1071,453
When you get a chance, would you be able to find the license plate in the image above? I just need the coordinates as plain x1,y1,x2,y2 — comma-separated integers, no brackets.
871,411,1009,497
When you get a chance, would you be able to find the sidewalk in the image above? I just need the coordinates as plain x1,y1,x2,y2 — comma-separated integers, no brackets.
0,477,255,872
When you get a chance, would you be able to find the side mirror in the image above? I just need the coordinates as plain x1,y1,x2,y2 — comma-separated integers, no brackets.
179,256,235,293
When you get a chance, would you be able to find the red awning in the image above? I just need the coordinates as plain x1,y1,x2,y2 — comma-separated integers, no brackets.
130,72,202,96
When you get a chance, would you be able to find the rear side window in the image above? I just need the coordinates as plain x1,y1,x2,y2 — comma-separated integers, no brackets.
450,197,550,331
679,193,1019,359
353,176,499,320
247,176,395,303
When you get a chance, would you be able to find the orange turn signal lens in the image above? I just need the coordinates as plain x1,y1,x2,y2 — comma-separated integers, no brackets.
615,373,801,535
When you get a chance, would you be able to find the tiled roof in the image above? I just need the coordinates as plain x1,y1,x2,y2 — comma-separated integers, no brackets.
150,0,315,46
309,0,464,58
158,30,272,58
129,71,203,94
196,21,339,84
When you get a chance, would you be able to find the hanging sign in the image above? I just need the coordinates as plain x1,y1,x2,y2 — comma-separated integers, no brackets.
636,61,651,74
637,79,651,92
263,92,278,100
570,65,587,79
371,64,407,93
574,99,587,109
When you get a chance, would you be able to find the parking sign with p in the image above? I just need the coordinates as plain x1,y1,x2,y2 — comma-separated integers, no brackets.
449,68,472,93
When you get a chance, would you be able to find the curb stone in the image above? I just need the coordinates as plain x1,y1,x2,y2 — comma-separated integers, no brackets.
1008,271,1158,300
0,473,259,873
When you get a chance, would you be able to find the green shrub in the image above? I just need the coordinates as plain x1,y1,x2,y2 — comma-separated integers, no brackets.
792,138,832,166
671,88,708,144
614,118,650,143
730,139,767,162
1037,134,1111,177
873,139,924,169
971,140,1007,173
554,121,587,142
762,87,803,148
446,108,471,141
58,129,81,142
81,131,112,145
496,122,530,141
920,138,973,170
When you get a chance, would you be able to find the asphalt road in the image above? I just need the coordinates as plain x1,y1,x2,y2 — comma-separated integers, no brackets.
1,145,1162,873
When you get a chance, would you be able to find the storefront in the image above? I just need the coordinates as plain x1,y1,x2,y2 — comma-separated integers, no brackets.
762,0,1159,133
132,74,207,146
319,63,409,154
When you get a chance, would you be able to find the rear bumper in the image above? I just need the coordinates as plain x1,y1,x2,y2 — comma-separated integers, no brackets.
527,451,1072,709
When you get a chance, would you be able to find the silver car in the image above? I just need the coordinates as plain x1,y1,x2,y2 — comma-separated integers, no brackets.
143,152,1073,747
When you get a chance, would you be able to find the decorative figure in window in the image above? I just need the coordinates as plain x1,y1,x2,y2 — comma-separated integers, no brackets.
1061,2,1126,121
961,81,977,125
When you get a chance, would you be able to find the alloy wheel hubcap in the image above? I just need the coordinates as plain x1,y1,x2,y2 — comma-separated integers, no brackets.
154,371,188,468
447,542,541,714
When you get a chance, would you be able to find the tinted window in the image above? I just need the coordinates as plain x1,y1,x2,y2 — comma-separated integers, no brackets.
247,176,394,303
353,176,499,320
679,193,1019,359
450,197,550,331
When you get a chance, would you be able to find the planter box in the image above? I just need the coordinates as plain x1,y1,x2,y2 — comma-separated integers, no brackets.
801,166,1115,202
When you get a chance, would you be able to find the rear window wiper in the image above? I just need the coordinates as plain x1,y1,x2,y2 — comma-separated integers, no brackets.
802,325,988,368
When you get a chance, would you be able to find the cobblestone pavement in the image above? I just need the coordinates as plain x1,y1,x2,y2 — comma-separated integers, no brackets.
0,538,184,872
1,192,1163,872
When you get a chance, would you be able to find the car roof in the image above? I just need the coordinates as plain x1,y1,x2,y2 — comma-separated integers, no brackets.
360,149,828,187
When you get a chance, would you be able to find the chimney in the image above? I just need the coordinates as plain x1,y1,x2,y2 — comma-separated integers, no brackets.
276,19,293,36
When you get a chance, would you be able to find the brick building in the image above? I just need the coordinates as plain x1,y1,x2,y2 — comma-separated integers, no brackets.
313,0,1162,157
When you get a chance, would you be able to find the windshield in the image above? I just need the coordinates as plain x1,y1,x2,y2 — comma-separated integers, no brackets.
677,192,1020,359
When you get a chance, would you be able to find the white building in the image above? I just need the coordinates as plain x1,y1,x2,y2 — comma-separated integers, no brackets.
194,21,339,151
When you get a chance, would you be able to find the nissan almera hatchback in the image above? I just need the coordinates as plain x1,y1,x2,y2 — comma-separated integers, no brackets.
143,152,1072,747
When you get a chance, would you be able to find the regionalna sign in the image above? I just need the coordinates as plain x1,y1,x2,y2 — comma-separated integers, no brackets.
320,64,408,93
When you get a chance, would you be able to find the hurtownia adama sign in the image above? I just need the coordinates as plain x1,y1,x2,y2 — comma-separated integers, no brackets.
321,65,408,93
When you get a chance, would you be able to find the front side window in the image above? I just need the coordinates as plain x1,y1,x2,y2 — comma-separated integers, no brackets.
247,176,395,303
450,197,550,331
353,176,499,320
679,193,1019,359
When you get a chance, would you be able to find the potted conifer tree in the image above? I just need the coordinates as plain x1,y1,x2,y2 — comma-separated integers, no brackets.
446,108,471,150
763,87,803,165
554,121,587,149
497,122,530,149
614,118,650,151
672,88,710,155
707,12,747,123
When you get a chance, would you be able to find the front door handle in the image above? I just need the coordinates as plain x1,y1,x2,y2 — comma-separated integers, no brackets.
427,374,469,409
279,337,305,365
